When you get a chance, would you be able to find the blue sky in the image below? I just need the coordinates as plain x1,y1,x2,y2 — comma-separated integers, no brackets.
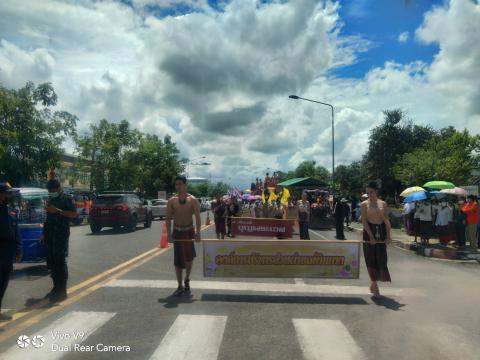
335,0,442,78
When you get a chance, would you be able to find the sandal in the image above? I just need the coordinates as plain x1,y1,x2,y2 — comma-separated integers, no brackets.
173,287,184,297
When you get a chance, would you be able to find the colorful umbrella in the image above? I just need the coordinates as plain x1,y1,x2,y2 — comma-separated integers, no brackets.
400,186,425,197
422,181,455,190
403,191,427,203
440,187,468,196
428,191,446,199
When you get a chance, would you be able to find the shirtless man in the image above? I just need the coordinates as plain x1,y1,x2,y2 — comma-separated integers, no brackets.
166,176,201,296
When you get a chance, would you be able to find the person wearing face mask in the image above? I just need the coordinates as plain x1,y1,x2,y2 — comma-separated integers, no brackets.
42,178,78,302
0,182,22,321
453,198,467,249
477,196,480,249
462,195,478,252
435,200,454,245
416,200,434,245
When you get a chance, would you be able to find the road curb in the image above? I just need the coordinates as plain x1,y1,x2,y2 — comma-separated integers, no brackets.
348,225,479,263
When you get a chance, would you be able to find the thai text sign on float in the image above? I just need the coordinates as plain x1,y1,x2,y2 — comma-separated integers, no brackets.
203,240,361,279
231,217,295,238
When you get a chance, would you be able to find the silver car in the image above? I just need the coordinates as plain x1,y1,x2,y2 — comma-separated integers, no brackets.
150,199,168,219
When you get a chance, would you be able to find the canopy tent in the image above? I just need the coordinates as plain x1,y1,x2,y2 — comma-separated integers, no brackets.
278,177,327,189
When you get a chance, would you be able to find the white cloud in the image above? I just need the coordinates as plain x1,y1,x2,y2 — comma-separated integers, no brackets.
398,31,409,43
416,0,480,119
0,40,55,88
0,0,478,188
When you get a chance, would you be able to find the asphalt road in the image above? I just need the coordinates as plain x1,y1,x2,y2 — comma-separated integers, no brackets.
1,215,479,360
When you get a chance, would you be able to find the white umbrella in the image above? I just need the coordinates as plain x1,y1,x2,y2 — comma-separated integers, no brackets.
440,187,468,196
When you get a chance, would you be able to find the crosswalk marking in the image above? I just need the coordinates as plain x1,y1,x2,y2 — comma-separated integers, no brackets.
293,319,366,360
1,311,115,360
294,278,306,285
105,279,426,297
308,229,329,240
149,314,227,360
1,308,477,360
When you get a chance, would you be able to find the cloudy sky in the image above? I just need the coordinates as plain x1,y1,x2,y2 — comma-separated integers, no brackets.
0,0,479,187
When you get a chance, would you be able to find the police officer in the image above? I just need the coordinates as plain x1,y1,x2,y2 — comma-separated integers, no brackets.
0,182,22,321
334,197,347,240
43,179,77,302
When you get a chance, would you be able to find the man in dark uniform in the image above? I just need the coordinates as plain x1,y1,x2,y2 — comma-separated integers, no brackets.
226,197,240,237
0,182,22,321
43,179,77,302
334,197,346,240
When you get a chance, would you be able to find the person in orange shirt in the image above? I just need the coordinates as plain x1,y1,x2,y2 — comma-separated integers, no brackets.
462,195,478,251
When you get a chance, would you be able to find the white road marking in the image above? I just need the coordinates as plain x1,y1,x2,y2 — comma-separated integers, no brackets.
293,319,366,360
2,311,115,360
294,278,306,285
149,314,227,360
105,279,426,297
409,323,478,359
308,229,329,240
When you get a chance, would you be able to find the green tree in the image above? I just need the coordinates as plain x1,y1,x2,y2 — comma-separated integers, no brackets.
276,170,295,183
0,82,77,186
393,129,480,186
293,160,331,185
126,134,185,196
364,109,436,196
188,182,210,198
76,119,140,191
209,182,230,198
335,161,367,197
188,182,230,198
77,119,184,195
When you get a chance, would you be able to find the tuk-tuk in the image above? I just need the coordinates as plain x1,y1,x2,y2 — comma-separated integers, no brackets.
11,187,48,262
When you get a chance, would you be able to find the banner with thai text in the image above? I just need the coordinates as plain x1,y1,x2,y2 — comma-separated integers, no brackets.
231,217,295,238
203,240,361,279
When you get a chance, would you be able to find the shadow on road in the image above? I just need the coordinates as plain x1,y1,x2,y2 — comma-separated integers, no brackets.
158,293,197,308
11,265,49,280
86,226,149,236
24,295,60,309
200,293,368,305
371,295,405,311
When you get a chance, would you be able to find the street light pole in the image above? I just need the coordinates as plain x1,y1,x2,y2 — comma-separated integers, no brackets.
289,95,335,193
186,156,207,178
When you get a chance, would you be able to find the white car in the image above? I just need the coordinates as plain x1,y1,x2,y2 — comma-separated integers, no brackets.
200,197,212,211
150,199,168,219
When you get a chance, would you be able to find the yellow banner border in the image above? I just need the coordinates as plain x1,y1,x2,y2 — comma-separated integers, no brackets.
202,239,362,279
